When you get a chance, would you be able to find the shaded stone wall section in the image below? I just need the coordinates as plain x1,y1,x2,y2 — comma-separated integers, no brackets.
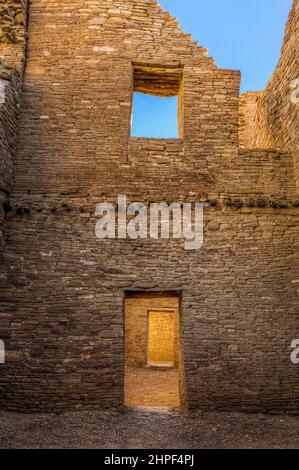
0,0,27,249
0,65,22,250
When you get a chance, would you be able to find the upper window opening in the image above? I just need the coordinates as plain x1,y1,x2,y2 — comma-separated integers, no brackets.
131,64,183,139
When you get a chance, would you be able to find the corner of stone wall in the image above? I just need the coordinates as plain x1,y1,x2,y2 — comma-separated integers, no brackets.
239,91,262,148
251,0,299,151
0,65,23,249
0,0,28,250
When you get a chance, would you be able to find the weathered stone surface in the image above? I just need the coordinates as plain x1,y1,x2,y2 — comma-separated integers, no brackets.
0,1,24,43
0,64,22,248
0,0,26,70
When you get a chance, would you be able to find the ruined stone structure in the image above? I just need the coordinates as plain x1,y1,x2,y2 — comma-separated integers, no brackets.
0,0,298,413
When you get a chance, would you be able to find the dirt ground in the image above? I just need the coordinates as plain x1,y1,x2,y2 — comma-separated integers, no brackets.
0,408,299,449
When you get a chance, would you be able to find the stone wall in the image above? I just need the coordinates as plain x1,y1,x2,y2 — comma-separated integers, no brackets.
239,91,261,148
0,200,298,412
0,0,298,413
0,0,27,255
0,65,22,251
0,1,27,71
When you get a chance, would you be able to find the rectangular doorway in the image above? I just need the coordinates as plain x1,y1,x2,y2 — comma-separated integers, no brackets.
147,311,175,367
124,293,185,409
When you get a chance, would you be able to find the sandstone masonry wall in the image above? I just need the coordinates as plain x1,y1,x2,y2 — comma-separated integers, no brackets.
0,0,27,253
239,92,261,148
0,0,27,71
0,0,298,413
0,65,22,249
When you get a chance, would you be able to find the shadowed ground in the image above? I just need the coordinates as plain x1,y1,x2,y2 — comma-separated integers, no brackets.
0,409,299,449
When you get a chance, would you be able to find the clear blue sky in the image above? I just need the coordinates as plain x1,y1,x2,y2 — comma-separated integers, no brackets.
132,0,293,138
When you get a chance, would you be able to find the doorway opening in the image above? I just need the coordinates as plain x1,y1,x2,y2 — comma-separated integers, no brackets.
147,311,175,367
124,292,186,409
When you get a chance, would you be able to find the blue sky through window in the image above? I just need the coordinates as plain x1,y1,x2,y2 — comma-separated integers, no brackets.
132,94,179,138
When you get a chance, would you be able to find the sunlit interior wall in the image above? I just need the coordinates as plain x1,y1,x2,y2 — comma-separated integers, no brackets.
147,311,175,365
